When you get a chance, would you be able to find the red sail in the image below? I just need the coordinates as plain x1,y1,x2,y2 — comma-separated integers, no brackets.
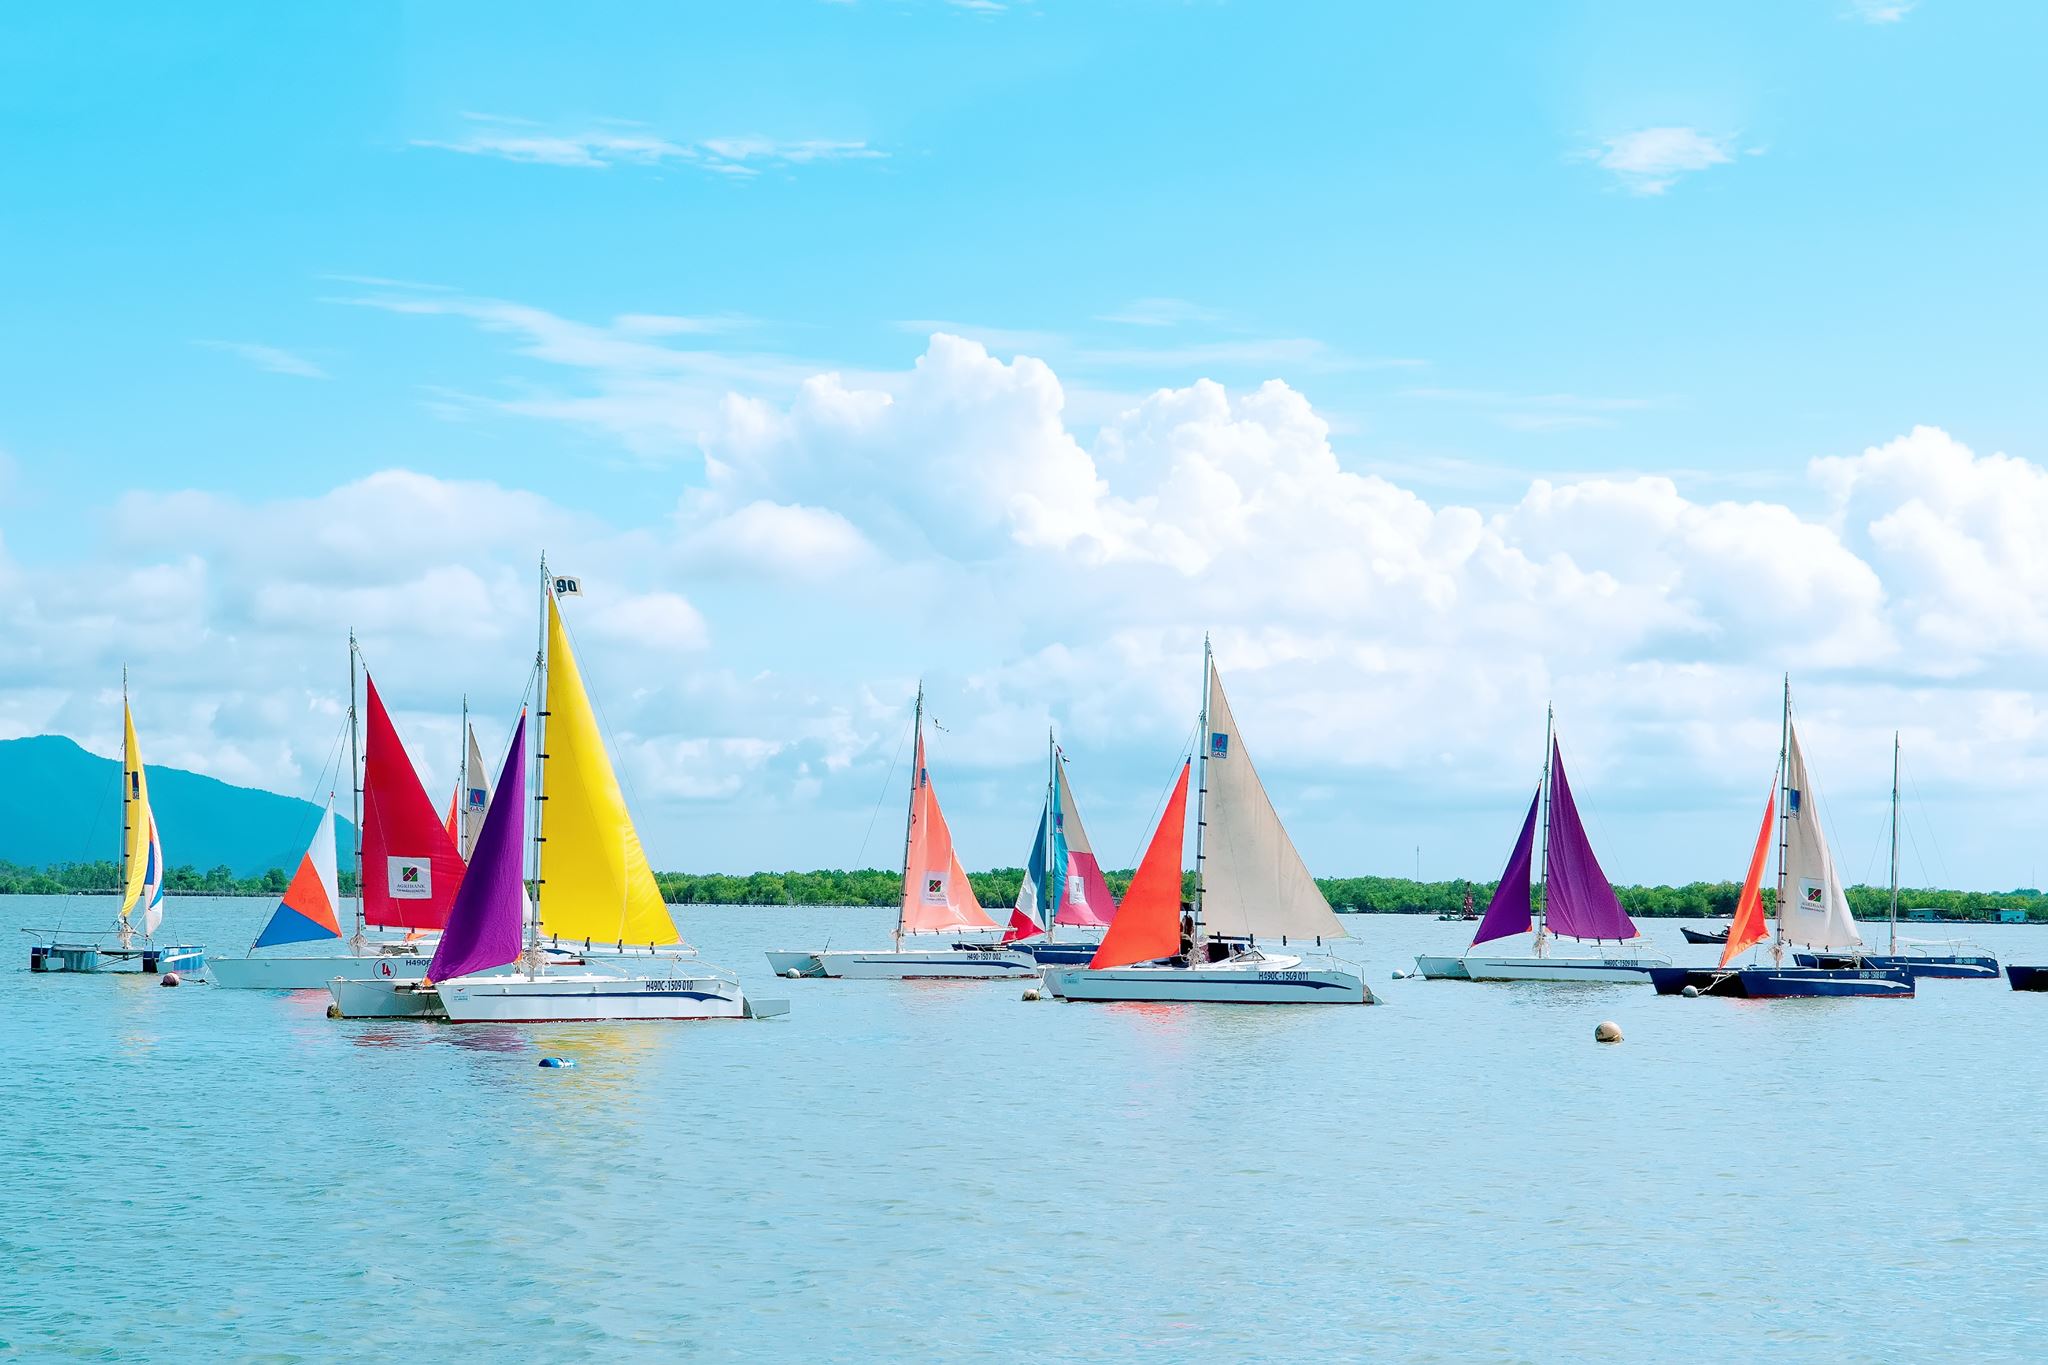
361,675,466,930
1088,762,1189,970
1720,786,1776,967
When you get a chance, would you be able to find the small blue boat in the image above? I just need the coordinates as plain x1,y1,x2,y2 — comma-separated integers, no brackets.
2008,965,2048,992
1650,965,1913,998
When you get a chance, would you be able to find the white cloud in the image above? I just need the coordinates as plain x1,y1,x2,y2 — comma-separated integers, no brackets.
29,327,2048,884
1097,298,1220,328
194,340,328,379
1583,127,1738,195
1847,0,1914,22
414,116,885,176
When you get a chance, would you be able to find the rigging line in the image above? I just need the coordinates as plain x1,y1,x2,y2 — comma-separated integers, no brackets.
854,706,914,870
1121,720,1199,875
1897,753,1953,890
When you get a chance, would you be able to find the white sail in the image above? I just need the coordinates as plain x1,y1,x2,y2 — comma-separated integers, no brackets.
1779,720,1861,950
460,724,488,860
1198,660,1347,942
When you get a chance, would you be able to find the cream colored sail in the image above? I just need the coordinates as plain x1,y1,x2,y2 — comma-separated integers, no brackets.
460,724,488,859
536,596,680,947
1778,720,1861,951
1198,660,1347,942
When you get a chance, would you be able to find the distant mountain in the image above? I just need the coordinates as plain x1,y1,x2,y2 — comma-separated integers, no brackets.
0,735,357,878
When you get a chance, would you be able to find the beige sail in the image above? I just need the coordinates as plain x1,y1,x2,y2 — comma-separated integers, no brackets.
1198,660,1347,942
459,724,488,859
1778,720,1861,951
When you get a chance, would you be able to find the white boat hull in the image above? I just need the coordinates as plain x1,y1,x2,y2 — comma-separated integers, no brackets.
214,951,433,991
1413,955,1471,980
1044,962,1371,1004
438,970,753,1022
328,977,446,1019
767,948,1038,980
1461,954,1668,983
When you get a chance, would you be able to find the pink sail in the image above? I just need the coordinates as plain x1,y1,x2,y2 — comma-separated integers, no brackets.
900,732,996,935
361,675,466,931
1543,741,1639,941
1052,757,1116,928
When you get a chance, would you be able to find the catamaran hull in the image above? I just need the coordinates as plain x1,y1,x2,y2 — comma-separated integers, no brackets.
1044,964,1371,1004
328,977,446,1018
1413,955,1471,980
2008,965,2048,991
1793,951,1999,980
1648,966,1913,998
1015,940,1103,965
438,973,754,1022
29,943,205,974
1461,955,1668,983
766,949,1039,980
213,952,433,990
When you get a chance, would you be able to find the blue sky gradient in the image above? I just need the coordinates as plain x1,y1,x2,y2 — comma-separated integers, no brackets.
3,2,2044,888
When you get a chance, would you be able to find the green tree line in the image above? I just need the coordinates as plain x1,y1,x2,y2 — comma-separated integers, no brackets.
7,858,2044,923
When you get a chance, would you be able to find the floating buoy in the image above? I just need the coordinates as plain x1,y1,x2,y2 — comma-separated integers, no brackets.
326,1003,343,1018
1594,1020,1623,1043
1021,987,1042,1001
159,972,181,987
538,1056,577,1069
784,967,803,979
1681,985,1701,998
1391,967,1414,980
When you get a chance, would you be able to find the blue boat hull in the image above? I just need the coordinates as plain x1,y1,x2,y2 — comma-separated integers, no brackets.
1019,942,1100,965
2008,964,2048,992
1794,951,1998,980
1649,965,1913,998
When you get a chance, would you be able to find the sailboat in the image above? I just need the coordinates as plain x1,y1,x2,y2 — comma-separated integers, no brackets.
432,569,785,1022
1649,679,1913,998
766,684,1036,980
27,676,204,975
211,639,466,989
1043,641,1372,1005
1790,733,1997,980
332,713,529,1018
1002,730,1118,966
1415,709,1669,983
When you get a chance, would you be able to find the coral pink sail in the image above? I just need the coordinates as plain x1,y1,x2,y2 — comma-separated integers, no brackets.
900,733,996,935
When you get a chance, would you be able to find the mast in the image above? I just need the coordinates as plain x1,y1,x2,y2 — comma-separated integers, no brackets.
1045,726,1057,927
120,666,131,895
528,556,550,970
349,632,364,943
1775,675,1791,963
1193,635,1212,950
894,682,923,951
1534,702,1553,954
1889,730,1901,955
459,692,469,859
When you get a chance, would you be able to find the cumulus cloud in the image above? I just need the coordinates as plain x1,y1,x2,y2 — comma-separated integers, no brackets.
19,332,2048,882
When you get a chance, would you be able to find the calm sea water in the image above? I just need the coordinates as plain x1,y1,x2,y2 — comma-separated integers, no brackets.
3,894,2044,1361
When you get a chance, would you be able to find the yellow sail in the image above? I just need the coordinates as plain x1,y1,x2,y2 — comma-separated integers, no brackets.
119,700,150,919
537,595,678,946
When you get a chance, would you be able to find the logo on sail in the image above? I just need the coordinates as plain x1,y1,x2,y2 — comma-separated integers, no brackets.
389,857,432,899
1067,873,1087,907
1786,787,1802,815
1210,732,1229,760
467,786,487,811
921,873,947,905
1799,877,1825,909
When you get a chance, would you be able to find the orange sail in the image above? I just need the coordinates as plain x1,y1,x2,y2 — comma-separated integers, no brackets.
899,732,997,934
443,786,461,850
1089,761,1189,970
1720,786,1777,967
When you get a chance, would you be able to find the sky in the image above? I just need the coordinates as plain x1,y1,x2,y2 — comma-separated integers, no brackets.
3,0,2047,890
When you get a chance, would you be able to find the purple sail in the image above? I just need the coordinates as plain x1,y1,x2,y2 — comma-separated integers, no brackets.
428,714,527,984
1471,786,1539,946
1543,741,1638,941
